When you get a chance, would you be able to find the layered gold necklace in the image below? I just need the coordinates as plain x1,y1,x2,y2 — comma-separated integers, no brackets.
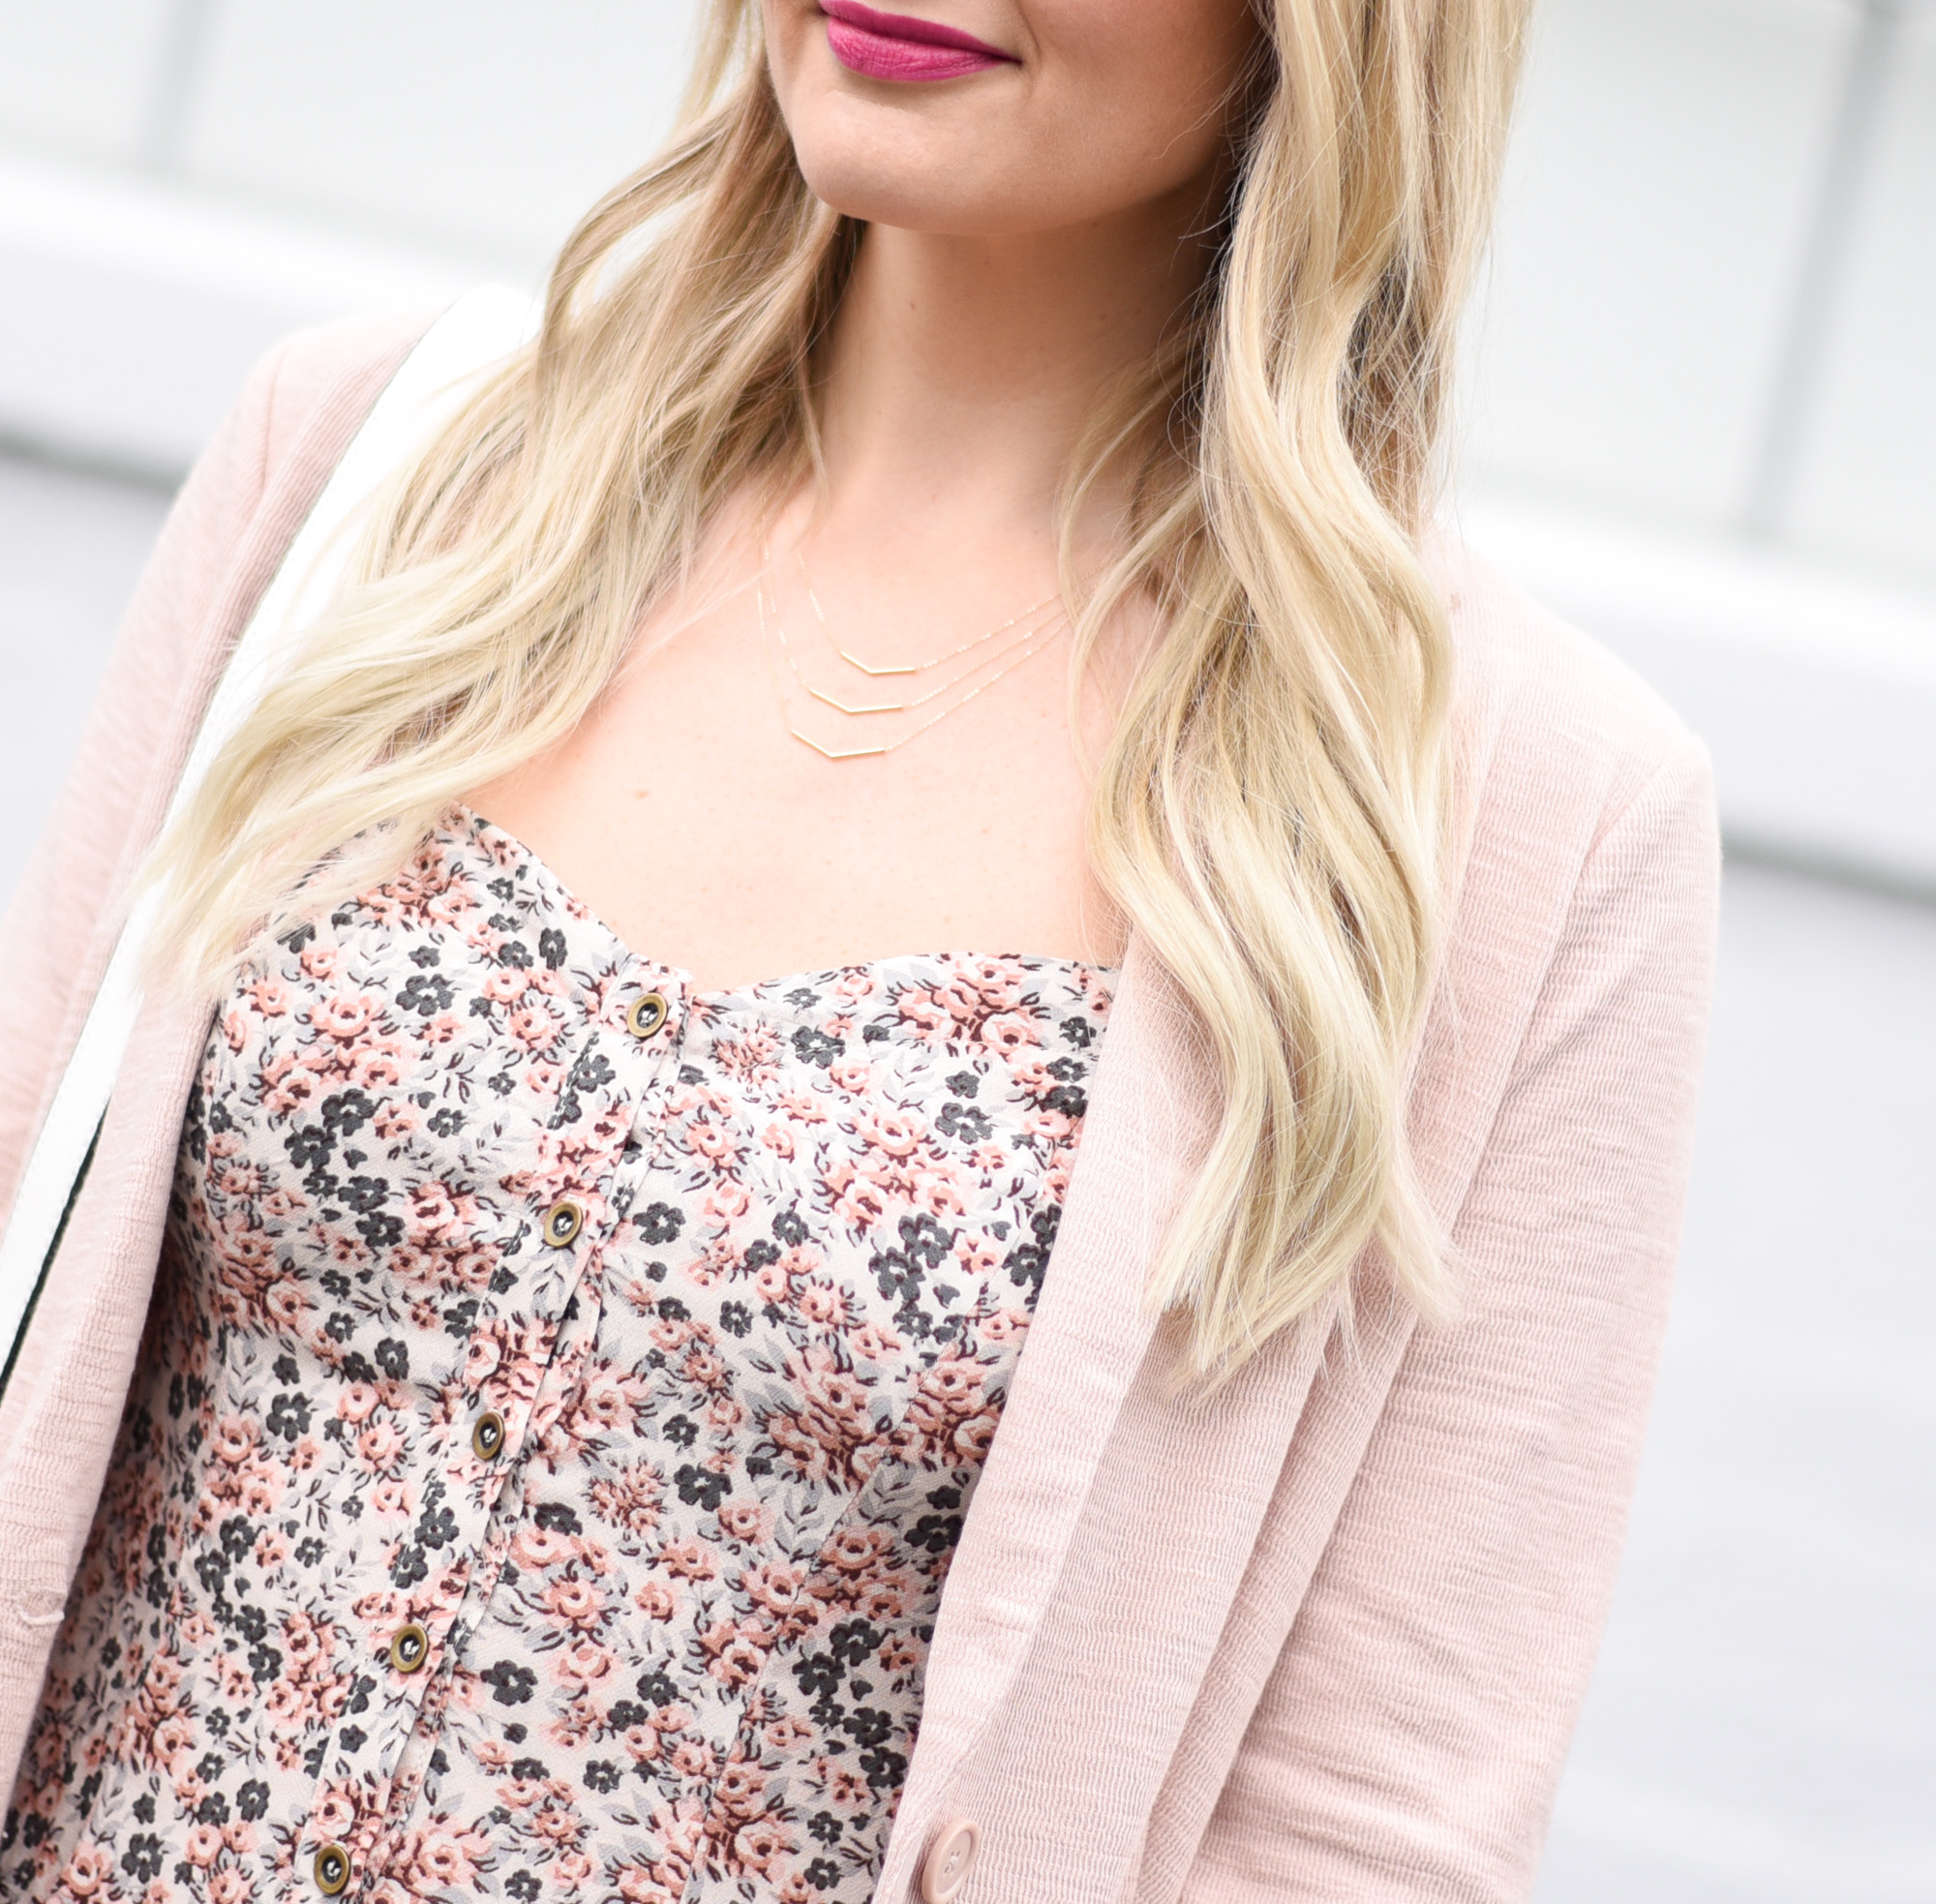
758,545,1070,761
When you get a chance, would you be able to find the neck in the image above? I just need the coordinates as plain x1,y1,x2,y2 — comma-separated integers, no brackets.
811,188,1218,563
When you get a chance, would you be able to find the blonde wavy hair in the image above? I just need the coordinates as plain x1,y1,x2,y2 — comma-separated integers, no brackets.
149,0,1530,1376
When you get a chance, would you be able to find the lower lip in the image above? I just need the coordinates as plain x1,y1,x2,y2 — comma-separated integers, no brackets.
825,17,1011,82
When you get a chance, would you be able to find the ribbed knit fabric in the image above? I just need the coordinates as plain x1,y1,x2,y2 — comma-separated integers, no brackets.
0,311,1718,1904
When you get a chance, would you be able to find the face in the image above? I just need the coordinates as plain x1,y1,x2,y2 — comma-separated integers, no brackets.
761,0,1263,238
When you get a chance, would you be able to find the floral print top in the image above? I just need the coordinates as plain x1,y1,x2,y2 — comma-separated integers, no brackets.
4,812,1113,1904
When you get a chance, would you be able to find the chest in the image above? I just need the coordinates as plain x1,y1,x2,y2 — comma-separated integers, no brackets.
467,557,1123,994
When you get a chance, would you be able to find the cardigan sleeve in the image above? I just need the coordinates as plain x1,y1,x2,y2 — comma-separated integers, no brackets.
1178,736,1720,1902
0,314,426,1232
0,344,283,1226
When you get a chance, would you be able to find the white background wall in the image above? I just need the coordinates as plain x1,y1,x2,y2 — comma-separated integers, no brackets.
1463,0,1936,893
0,5,1931,1900
1469,0,1936,572
0,0,1930,581
2,0,1932,883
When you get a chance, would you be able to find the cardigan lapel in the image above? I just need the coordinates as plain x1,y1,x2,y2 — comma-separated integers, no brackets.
877,641,1505,1895
878,931,1223,1885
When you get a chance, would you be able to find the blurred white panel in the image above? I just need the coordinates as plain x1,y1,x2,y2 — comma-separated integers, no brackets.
0,0,171,161
0,152,483,477
1784,14,1936,581
179,1,698,271
1465,497,1936,892
1465,0,1847,528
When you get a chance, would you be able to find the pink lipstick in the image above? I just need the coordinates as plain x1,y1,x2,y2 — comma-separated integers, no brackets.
820,1,1016,82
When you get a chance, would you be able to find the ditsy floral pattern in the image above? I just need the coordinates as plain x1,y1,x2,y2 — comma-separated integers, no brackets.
4,812,1112,1904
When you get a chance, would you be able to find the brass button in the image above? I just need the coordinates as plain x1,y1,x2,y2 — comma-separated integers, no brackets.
314,1843,352,1895
389,1621,430,1674
626,991,670,1039
541,1199,584,1248
471,1409,507,1462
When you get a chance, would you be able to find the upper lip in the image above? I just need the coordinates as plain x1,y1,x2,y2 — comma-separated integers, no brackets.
818,1,1015,60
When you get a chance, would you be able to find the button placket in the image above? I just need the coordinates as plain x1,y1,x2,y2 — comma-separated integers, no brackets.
342,996,637,1862
360,1245,612,1859
295,1276,548,1855
309,1153,610,1847
301,952,664,1880
614,965,689,1190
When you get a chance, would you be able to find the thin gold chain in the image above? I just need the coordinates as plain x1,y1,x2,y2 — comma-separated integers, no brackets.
788,603,1065,715
756,569,1068,761
796,545,1062,678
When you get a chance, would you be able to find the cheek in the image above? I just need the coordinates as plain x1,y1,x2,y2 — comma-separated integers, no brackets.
1023,0,1258,188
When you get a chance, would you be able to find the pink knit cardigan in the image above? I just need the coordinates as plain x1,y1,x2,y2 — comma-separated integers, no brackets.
0,313,1718,1902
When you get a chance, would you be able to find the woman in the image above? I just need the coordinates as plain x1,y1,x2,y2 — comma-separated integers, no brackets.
0,1,1717,1899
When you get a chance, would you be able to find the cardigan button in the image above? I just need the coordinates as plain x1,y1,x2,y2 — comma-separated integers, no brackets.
919,1817,980,1904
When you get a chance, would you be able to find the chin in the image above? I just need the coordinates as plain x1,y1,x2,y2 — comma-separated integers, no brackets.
794,146,1023,236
